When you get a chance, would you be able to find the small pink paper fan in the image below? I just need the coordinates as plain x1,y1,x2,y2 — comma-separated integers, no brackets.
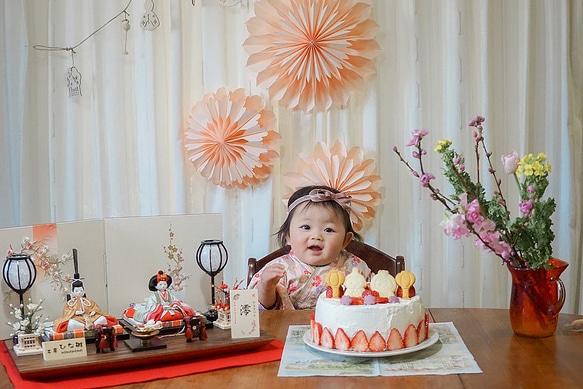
185,88,280,189
284,140,382,231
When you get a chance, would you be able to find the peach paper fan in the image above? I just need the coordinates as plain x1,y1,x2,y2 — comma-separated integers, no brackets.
184,87,280,189
284,140,382,231
243,0,381,112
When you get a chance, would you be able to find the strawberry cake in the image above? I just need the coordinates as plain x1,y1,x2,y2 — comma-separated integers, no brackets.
310,269,430,352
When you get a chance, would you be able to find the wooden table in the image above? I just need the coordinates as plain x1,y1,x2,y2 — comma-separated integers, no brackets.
1,308,582,388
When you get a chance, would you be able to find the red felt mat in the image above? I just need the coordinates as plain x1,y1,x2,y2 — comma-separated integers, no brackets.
0,339,283,389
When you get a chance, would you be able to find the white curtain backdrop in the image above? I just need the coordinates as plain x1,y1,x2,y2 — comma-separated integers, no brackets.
1,0,582,313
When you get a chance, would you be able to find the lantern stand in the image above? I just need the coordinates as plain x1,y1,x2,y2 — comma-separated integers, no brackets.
2,254,37,322
3,253,40,353
196,240,228,324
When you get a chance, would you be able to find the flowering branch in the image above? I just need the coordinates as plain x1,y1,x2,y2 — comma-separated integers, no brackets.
163,225,191,292
6,298,50,336
394,115,555,270
7,237,73,297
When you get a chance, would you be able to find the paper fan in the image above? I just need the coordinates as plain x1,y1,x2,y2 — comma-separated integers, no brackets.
243,0,381,112
185,87,280,189
284,140,382,231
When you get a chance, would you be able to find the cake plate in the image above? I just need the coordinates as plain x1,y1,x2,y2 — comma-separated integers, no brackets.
303,327,439,357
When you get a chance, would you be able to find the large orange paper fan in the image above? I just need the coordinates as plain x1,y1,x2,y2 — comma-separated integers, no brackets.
185,88,280,189
284,140,382,231
244,0,381,112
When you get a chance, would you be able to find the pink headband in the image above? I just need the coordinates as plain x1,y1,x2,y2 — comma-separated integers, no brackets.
288,189,352,214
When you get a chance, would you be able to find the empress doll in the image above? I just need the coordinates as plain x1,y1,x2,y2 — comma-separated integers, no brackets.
124,270,195,324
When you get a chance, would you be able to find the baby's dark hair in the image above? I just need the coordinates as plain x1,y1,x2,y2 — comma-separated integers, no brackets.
276,185,362,248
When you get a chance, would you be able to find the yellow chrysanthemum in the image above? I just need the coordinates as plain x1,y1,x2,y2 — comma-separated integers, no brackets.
522,164,534,176
537,152,547,161
434,139,452,152
532,161,544,176
520,154,534,165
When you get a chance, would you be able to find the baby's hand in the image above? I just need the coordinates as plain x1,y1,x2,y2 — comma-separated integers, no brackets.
260,263,287,288
257,263,287,309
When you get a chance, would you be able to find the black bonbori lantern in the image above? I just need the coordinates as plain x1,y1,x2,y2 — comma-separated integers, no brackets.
3,254,37,318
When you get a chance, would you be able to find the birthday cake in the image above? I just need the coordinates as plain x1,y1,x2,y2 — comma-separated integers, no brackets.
311,269,429,352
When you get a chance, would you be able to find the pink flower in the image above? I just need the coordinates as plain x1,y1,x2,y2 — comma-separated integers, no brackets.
488,239,514,260
420,173,435,187
527,185,535,193
457,193,469,211
519,199,534,215
468,115,485,127
406,129,429,146
473,218,496,235
465,199,484,225
441,214,470,239
501,151,520,174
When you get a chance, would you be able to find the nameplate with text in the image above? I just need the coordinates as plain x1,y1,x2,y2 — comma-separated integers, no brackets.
42,337,87,361
230,289,260,338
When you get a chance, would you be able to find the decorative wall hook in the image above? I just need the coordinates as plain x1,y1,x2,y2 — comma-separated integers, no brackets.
66,51,82,97
122,12,131,54
141,0,160,31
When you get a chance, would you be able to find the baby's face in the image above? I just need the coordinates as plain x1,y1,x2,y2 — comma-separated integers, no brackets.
287,203,352,267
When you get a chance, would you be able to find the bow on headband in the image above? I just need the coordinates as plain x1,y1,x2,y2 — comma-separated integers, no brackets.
287,189,352,213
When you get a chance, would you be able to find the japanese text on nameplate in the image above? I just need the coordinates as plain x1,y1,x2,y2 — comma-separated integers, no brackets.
43,338,88,361
230,289,260,338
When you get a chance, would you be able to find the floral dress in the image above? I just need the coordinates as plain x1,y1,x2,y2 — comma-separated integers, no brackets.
248,250,371,310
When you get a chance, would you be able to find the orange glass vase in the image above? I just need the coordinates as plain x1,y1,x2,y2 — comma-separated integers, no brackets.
507,258,568,337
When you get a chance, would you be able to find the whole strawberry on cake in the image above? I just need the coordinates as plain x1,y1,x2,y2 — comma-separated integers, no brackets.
311,269,429,352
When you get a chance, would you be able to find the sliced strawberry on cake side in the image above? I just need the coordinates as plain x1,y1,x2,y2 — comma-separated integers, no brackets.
417,314,429,342
368,331,386,352
334,328,351,351
312,322,322,345
321,327,335,349
404,324,419,348
350,330,369,352
417,318,427,342
387,328,404,351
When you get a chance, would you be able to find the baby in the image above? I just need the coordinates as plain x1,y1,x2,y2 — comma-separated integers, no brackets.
249,185,371,309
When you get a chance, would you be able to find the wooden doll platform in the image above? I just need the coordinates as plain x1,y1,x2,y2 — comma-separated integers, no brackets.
8,325,275,380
